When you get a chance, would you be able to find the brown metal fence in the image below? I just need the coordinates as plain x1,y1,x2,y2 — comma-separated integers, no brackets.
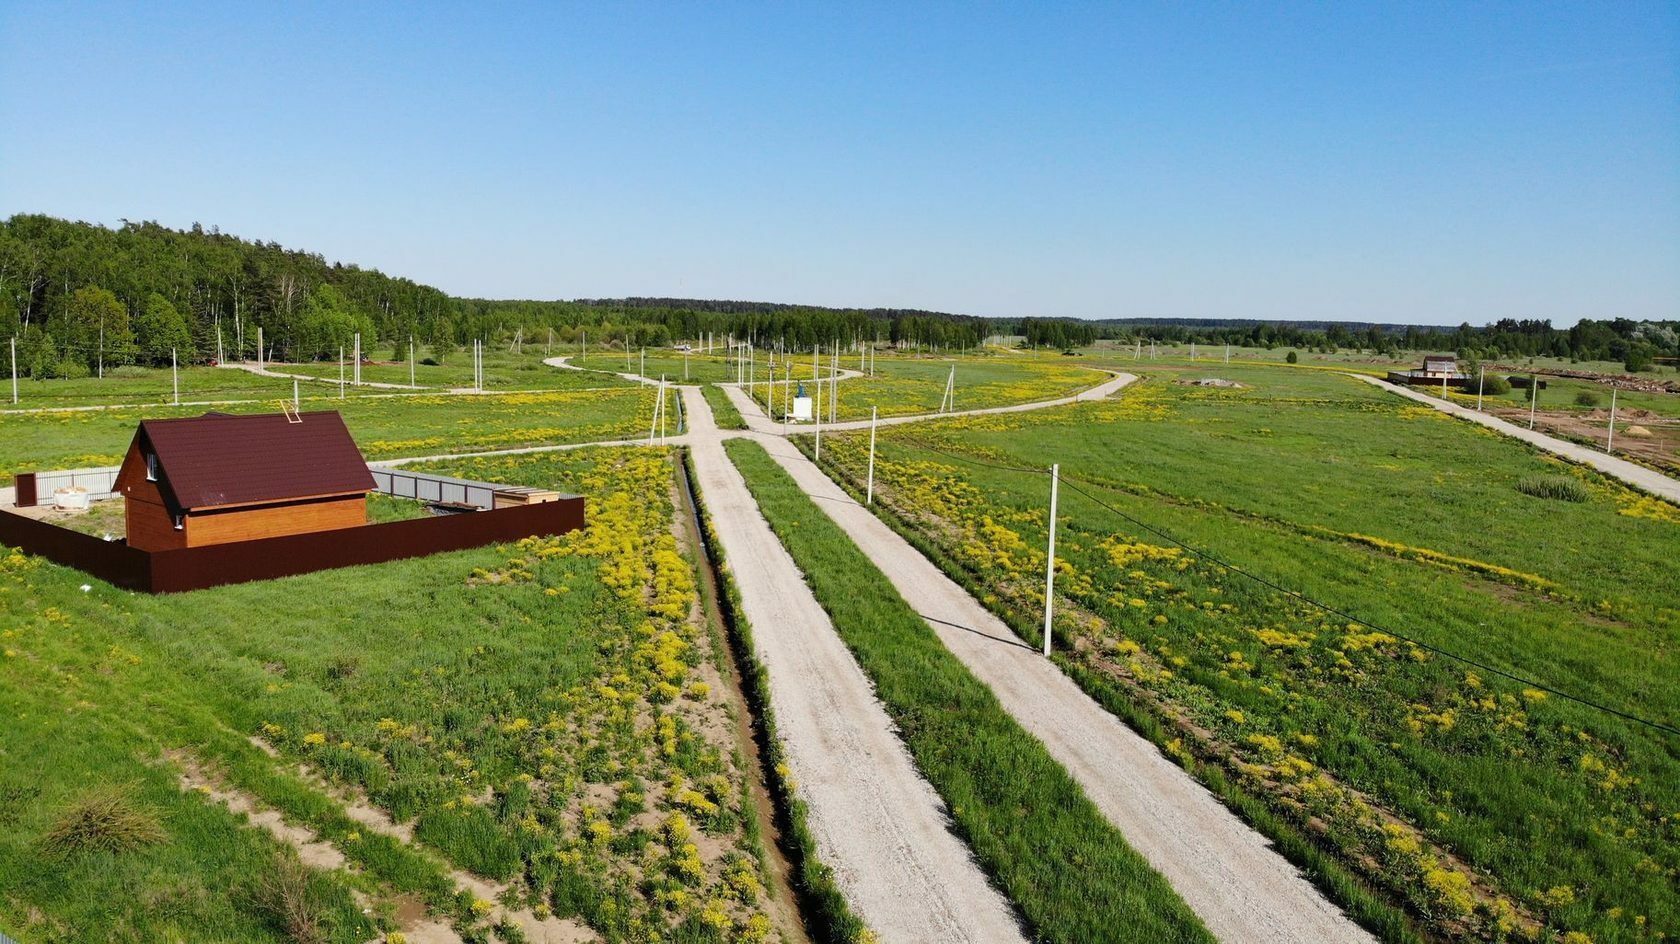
0,498,584,594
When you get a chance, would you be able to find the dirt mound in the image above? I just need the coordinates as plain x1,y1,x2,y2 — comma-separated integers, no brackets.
1623,425,1654,438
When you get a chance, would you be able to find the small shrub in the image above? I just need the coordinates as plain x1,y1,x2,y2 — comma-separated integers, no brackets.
1477,374,1511,395
1516,475,1587,503
252,856,326,944
1573,390,1602,408
38,784,166,857
1285,351,1298,364
420,357,440,366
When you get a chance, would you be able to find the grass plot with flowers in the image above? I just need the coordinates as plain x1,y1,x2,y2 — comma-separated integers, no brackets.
807,363,1680,944
0,445,788,943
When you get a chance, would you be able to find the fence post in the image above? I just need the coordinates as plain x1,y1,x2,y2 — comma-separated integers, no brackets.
1606,387,1617,453
10,336,17,405
1043,463,1059,657
172,348,179,405
866,406,877,505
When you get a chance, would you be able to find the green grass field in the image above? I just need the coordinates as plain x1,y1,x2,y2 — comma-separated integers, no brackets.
809,362,1680,943
0,384,677,477
0,446,784,943
1,365,328,411
1,348,635,412
278,347,636,393
755,353,1102,422
726,438,1212,944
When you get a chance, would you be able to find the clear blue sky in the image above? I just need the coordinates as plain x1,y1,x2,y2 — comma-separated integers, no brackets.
2,2,1676,326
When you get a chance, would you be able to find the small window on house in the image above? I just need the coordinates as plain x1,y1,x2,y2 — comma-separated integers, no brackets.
146,452,158,481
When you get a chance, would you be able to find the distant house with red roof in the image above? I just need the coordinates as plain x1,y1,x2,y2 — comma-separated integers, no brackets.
114,411,375,551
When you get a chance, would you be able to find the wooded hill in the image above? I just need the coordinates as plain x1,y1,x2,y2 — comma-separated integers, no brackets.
0,215,990,377
1,214,1673,377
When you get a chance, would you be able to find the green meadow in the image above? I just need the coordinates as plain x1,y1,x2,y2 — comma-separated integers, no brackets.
809,362,1680,943
0,384,675,476
0,446,783,943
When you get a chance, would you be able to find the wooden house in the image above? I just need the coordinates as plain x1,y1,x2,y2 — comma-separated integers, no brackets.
1421,354,1458,378
115,411,375,551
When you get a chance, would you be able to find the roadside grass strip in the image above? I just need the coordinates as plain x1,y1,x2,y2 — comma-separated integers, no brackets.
723,438,1213,944
702,385,749,431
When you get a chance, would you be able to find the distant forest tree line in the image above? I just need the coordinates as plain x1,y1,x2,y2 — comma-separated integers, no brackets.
1020,316,1679,372
1,215,1672,378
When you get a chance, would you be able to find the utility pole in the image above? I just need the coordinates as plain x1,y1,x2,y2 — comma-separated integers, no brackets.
257,327,264,372
217,325,224,365
866,406,878,505
1527,375,1538,430
409,337,415,388
10,337,17,405
831,341,839,423
814,360,823,463
171,348,179,405
1476,365,1485,412
293,378,300,411
339,346,346,399
1606,387,1618,453
353,333,361,386
1042,463,1060,657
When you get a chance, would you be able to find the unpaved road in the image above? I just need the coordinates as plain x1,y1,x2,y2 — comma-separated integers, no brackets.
721,367,1132,435
680,385,1028,944
745,423,1376,944
1361,375,1680,503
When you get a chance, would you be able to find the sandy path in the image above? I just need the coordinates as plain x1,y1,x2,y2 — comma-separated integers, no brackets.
1359,376,1680,502
744,422,1375,943
680,384,1027,944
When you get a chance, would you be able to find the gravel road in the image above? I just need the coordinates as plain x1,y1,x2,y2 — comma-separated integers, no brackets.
680,385,1028,944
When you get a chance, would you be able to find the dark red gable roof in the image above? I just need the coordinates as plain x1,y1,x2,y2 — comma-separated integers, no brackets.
134,411,374,511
